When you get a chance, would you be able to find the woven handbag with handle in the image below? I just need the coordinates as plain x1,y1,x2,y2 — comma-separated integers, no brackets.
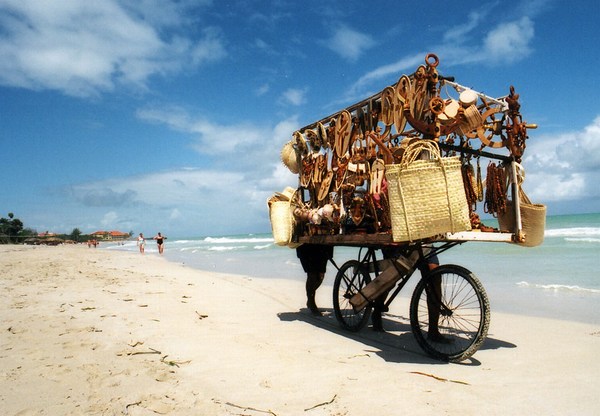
267,188,299,247
498,185,546,247
386,140,471,242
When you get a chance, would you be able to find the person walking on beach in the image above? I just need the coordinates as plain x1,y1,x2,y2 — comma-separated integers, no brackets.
296,244,334,316
153,232,167,255
137,233,146,254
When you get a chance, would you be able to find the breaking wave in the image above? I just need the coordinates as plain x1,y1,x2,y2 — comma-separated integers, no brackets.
517,281,600,294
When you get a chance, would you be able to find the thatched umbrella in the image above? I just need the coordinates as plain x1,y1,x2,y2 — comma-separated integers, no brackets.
42,237,64,246
23,237,42,245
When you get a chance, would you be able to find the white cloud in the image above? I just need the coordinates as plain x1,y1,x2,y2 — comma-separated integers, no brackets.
136,107,300,171
348,13,536,97
482,17,534,63
325,25,375,62
255,83,270,96
522,116,600,202
350,54,425,96
0,0,225,96
67,114,302,235
136,107,254,154
443,11,485,43
101,211,119,228
169,208,181,221
280,88,307,106
189,27,227,65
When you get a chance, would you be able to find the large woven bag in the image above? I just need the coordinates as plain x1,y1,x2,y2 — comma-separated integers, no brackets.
386,140,471,242
498,186,546,247
269,201,294,246
267,187,299,247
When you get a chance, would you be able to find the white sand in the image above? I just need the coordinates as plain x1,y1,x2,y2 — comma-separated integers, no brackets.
1,244,598,415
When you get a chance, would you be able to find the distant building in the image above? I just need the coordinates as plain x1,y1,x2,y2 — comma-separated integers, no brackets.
91,230,130,241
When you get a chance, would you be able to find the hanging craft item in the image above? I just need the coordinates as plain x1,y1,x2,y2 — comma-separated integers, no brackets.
370,159,385,195
334,110,352,157
317,122,328,149
280,140,299,174
394,75,411,134
462,161,478,212
386,140,471,242
305,129,321,153
318,170,334,202
299,155,313,188
380,86,396,127
498,165,546,247
271,53,540,246
476,158,484,202
483,162,507,216
267,187,300,246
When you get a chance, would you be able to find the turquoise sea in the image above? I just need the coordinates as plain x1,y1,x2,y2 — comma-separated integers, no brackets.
104,213,600,325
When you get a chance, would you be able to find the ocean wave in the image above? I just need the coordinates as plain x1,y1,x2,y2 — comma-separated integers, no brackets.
203,236,274,244
545,227,600,238
207,245,246,251
564,237,600,243
517,281,600,294
177,245,207,252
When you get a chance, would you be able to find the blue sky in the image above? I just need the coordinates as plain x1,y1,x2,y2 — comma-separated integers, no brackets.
1,0,599,237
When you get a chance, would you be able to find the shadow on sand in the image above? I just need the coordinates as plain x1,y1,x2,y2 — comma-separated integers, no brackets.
278,308,516,366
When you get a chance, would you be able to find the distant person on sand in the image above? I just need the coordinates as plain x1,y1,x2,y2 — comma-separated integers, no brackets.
153,232,167,255
137,233,146,254
296,244,334,316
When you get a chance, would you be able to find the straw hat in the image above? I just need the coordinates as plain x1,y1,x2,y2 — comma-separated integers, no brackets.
267,186,298,208
278,186,297,201
280,140,299,174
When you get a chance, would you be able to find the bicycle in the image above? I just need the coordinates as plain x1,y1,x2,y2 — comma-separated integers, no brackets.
327,240,490,362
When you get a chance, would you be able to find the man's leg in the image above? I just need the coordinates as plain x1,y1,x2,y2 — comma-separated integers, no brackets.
424,263,451,342
306,271,324,315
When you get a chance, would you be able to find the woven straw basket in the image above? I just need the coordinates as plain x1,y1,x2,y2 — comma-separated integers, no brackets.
269,201,294,246
386,140,471,242
267,187,300,247
498,187,546,247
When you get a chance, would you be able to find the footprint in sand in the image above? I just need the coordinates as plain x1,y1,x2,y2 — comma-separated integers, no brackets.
137,394,177,414
13,409,38,416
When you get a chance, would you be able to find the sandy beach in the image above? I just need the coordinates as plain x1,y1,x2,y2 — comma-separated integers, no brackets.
1,245,598,415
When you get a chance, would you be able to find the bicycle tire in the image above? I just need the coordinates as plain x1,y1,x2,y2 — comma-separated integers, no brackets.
409,264,490,362
333,260,372,332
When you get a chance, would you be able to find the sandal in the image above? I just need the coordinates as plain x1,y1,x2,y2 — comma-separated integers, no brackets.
394,75,410,134
334,110,352,158
318,170,334,202
370,159,385,194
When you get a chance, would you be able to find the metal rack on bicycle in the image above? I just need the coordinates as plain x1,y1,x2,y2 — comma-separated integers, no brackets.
267,53,545,363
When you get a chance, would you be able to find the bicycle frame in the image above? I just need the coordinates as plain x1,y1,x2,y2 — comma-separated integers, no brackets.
328,241,464,311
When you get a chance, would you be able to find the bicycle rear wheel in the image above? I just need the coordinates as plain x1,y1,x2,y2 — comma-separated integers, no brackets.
333,260,372,332
410,264,490,362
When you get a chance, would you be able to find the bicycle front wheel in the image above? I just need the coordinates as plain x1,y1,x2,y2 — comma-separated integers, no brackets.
333,260,372,332
410,264,490,362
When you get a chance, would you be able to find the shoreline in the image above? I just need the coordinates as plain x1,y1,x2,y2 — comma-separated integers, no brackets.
1,244,599,415
152,241,600,327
